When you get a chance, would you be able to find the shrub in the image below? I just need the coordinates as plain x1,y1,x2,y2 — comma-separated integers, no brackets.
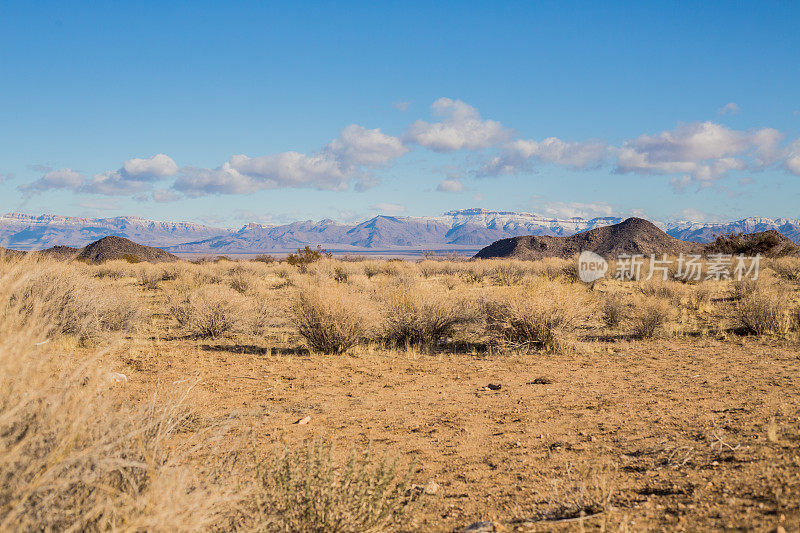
292,284,377,354
137,265,163,290
333,266,349,283
737,285,789,335
286,246,332,270
731,279,758,301
251,441,412,533
629,299,671,339
492,262,525,286
253,254,276,264
230,271,254,294
382,285,476,348
171,285,243,338
601,292,628,329
485,282,591,353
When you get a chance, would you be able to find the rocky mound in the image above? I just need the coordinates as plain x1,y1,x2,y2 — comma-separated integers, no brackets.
474,217,696,260
75,236,179,263
704,230,799,257
36,245,81,260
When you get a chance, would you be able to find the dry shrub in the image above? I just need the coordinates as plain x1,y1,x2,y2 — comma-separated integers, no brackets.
792,305,800,332
492,262,526,286
639,279,685,303
137,265,163,290
292,283,378,354
731,279,759,301
9,262,140,341
686,283,713,310
250,440,412,532
485,281,591,353
381,284,476,348
768,257,800,282
230,270,254,294
538,460,617,522
601,291,629,329
0,261,217,531
629,298,672,339
171,285,245,338
737,284,789,336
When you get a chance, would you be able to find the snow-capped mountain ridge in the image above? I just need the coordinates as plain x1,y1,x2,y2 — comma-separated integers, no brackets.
2,210,799,253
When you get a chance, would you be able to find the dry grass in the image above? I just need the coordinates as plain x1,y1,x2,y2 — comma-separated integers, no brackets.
737,283,790,336
381,284,477,349
249,440,413,532
0,259,218,531
629,298,672,339
484,281,592,353
293,283,380,354
2,254,800,530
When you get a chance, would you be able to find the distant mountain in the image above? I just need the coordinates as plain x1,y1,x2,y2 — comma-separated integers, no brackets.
475,217,696,260
2,210,799,254
0,213,230,250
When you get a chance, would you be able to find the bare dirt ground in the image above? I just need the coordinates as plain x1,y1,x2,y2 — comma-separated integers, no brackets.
122,322,800,531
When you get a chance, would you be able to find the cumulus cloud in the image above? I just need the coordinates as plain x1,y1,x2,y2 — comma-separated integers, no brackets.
718,102,740,115
121,153,178,180
176,125,406,196
614,121,784,186
21,168,84,192
783,138,800,175
405,98,510,152
480,137,608,175
541,201,614,219
437,178,464,193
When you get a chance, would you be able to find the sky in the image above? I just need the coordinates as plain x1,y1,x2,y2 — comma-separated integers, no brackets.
1,0,799,228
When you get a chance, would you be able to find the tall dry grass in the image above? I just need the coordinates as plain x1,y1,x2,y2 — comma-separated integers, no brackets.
736,282,790,336
0,258,218,530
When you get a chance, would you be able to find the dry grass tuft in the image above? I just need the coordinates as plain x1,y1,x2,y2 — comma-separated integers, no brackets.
293,283,379,354
249,440,413,532
381,284,476,349
736,283,790,336
601,291,629,329
171,285,245,338
629,298,672,339
485,282,591,353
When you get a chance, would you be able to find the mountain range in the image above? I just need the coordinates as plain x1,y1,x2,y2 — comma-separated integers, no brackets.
2,209,799,255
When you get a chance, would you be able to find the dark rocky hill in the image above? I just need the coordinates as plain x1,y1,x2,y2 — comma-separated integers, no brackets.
75,236,179,263
474,218,697,259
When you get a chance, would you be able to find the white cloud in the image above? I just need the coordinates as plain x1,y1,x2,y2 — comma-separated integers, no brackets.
392,101,410,111
82,170,152,195
370,203,406,215
541,201,614,219
325,124,408,169
122,153,178,180
718,102,740,115
480,137,608,175
615,121,781,185
676,207,723,223
783,138,800,175
405,98,510,152
177,125,406,195
436,178,464,193
152,189,181,202
21,168,84,192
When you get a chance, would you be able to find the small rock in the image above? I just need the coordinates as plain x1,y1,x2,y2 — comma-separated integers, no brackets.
487,383,502,391
528,377,552,385
106,372,127,383
462,521,495,532
776,526,786,533
295,416,312,425
423,480,440,495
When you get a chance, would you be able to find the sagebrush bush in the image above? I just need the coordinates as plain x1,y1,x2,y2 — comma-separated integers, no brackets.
737,284,789,336
601,292,628,329
492,262,525,286
171,285,244,338
292,283,378,354
485,282,591,353
629,298,671,339
381,285,476,348
250,441,412,533
137,265,163,290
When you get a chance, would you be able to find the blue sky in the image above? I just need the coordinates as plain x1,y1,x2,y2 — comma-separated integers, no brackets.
1,0,799,227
